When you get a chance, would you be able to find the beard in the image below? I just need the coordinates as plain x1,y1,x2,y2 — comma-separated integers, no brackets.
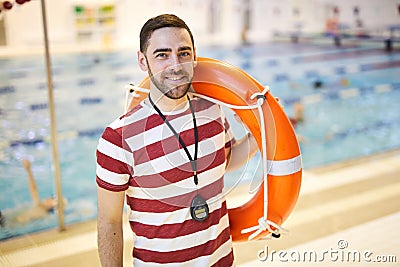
147,63,193,100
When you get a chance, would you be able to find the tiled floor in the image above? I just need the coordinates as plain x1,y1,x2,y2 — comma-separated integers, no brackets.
239,212,400,266
233,149,400,266
0,149,399,266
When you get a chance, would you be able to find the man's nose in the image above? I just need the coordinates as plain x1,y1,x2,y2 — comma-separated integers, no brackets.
168,55,183,72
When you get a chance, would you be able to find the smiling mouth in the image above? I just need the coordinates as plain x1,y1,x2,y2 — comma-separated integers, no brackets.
166,76,185,81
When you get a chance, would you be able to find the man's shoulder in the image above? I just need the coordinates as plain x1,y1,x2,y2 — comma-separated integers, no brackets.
107,104,148,128
192,95,220,111
98,104,148,140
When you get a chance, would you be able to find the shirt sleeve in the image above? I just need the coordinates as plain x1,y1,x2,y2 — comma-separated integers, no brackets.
96,125,132,192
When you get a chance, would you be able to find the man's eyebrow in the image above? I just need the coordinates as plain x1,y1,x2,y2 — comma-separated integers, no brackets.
178,46,192,52
153,48,172,54
152,46,192,54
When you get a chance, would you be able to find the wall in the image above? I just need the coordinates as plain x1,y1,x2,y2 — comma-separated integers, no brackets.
4,0,75,48
322,0,400,30
248,0,400,41
1,0,400,51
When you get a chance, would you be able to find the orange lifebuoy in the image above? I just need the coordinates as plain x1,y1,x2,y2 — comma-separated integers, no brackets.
127,57,302,242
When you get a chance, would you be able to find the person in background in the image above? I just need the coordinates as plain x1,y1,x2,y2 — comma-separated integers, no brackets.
325,6,340,37
18,159,58,222
289,101,306,143
96,14,258,266
0,159,62,226
289,101,304,128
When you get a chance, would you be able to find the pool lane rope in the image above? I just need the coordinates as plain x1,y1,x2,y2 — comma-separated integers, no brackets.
126,84,288,240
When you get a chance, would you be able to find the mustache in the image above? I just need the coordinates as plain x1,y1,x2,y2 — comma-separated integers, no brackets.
163,69,189,76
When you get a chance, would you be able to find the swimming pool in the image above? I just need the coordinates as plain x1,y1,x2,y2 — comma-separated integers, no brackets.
0,43,399,240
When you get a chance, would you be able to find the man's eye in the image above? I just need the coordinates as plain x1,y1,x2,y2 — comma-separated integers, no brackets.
180,51,191,57
156,53,168,58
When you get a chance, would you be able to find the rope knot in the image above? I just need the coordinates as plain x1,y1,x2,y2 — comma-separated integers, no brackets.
241,217,288,241
258,217,268,230
250,86,270,101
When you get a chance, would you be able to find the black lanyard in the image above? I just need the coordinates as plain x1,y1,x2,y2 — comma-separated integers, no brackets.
148,94,199,185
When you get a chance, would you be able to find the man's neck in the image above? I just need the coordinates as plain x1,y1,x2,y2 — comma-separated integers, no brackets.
148,88,188,112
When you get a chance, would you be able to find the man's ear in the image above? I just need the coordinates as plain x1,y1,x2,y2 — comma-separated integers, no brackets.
137,51,148,71
193,49,197,68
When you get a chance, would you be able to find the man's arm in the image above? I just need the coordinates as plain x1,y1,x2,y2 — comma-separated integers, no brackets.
97,186,125,267
225,133,258,172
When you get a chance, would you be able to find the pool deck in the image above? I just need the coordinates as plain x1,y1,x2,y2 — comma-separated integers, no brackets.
0,149,399,266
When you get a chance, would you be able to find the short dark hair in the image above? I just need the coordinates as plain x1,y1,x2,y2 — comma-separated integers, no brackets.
139,14,195,53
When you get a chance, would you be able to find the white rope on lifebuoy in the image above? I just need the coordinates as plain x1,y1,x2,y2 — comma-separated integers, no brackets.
239,88,289,240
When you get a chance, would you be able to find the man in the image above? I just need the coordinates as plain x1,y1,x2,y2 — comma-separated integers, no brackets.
96,14,257,266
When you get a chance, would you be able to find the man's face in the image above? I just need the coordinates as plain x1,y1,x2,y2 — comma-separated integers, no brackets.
138,27,196,99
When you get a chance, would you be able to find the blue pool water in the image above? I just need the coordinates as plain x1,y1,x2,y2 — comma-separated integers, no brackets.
0,43,399,240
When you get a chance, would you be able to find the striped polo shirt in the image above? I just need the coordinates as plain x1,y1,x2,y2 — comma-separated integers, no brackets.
96,96,235,266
